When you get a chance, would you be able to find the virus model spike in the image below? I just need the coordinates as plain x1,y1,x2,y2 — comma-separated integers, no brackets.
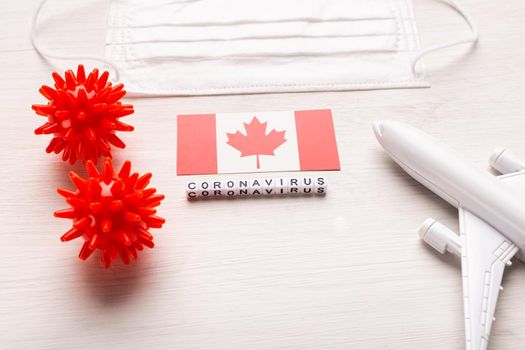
32,65,134,165
55,158,165,268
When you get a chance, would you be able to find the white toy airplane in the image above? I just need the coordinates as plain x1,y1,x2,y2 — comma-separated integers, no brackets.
373,120,525,350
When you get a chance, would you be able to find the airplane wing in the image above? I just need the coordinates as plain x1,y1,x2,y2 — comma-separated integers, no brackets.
459,208,517,350
459,172,525,350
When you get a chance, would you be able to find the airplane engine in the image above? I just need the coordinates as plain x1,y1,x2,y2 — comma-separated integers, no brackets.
489,148,525,174
418,218,461,257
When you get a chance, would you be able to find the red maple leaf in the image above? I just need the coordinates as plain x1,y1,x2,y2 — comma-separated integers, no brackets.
226,116,287,169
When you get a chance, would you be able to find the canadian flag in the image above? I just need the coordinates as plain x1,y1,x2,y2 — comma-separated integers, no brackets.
177,109,340,175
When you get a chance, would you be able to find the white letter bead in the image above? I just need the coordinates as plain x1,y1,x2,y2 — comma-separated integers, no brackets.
288,177,300,195
314,177,327,195
262,178,274,195
299,177,314,195
211,189,223,197
237,179,251,196
186,182,198,200
224,180,236,190
273,177,287,195
186,189,198,200
225,189,237,198
251,186,263,196
197,181,212,198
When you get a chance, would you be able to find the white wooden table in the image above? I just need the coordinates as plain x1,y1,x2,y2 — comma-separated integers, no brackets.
2,1,525,349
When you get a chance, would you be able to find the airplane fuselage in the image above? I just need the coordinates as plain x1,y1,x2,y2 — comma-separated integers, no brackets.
373,121,525,255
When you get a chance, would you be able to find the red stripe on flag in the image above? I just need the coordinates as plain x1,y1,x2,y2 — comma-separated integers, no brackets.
177,114,218,175
294,109,340,171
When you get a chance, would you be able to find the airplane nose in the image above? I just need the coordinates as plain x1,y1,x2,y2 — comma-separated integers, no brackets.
373,120,386,140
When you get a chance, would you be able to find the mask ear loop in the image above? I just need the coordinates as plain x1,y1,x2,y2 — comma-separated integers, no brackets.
411,0,479,75
31,0,121,81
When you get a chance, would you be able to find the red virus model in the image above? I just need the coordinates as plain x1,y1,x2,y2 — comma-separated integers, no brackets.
32,65,134,164
55,158,165,268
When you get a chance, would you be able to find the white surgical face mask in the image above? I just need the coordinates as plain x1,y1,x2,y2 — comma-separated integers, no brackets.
32,0,478,96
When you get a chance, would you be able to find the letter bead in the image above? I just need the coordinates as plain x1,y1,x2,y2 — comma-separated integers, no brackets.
314,177,327,195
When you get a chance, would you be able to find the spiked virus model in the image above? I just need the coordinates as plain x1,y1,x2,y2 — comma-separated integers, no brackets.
55,158,165,268
32,65,134,164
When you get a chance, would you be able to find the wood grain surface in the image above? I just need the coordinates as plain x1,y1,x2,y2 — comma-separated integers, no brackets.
2,1,525,349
